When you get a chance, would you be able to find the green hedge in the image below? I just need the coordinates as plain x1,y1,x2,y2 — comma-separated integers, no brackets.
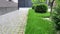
35,4,48,13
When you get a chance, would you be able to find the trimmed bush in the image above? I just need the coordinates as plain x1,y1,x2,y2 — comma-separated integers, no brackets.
32,4,40,9
35,4,48,13
32,6,35,9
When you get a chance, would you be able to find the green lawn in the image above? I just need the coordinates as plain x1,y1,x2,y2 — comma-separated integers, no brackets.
25,9,55,34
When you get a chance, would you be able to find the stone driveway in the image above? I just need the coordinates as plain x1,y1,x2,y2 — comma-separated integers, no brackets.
0,8,29,34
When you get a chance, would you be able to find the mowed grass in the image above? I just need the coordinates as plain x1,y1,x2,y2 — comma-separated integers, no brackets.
25,9,55,34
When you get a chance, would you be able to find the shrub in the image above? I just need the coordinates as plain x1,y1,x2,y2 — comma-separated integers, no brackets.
32,4,41,9
35,4,48,13
52,5,60,30
32,6,35,9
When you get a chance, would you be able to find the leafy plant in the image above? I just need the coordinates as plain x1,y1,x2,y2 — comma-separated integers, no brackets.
32,6,36,9
35,4,48,13
52,5,60,30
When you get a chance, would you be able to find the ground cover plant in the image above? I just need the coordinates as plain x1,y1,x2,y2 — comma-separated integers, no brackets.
25,9,56,34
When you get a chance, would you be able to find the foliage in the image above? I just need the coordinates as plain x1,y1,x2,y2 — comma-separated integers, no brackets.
32,0,46,3
32,0,46,6
35,4,48,13
32,6,35,9
25,9,56,34
51,0,60,30
56,0,60,6
52,5,60,30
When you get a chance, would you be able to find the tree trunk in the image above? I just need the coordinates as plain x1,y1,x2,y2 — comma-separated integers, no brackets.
49,0,50,6
50,0,55,18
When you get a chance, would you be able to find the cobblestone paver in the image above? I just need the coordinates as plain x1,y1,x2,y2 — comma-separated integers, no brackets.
0,8,29,34
19,8,29,34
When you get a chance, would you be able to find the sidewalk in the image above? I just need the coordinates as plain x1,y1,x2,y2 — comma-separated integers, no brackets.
19,8,29,34
0,8,29,34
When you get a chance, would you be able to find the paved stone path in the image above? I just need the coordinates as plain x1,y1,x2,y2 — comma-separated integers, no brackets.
0,8,29,34
19,8,29,34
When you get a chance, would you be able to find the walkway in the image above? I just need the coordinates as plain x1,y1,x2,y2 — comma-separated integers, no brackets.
0,8,29,34
19,8,29,34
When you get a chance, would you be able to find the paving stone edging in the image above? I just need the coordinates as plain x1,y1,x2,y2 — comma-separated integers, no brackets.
19,8,30,34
